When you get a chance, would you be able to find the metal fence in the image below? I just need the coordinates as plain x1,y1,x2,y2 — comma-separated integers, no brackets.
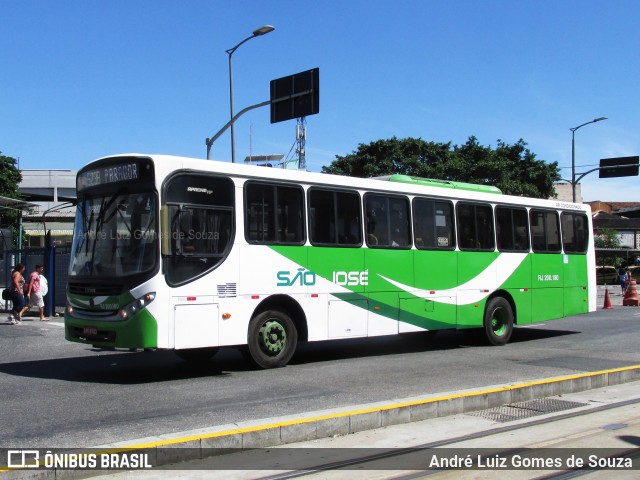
1,246,70,316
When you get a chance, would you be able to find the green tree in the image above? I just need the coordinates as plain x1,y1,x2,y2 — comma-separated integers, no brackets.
0,152,24,248
594,228,622,249
323,136,560,198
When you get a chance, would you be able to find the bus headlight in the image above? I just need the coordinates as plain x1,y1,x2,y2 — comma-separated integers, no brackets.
119,292,156,320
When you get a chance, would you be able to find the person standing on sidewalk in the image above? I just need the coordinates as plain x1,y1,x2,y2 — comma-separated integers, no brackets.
618,265,629,295
26,264,46,321
7,264,26,325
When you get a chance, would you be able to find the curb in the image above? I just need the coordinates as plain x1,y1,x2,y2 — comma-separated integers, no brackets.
123,364,640,451
4,365,640,477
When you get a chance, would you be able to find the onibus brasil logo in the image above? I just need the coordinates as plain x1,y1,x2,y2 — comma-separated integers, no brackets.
6,449,152,470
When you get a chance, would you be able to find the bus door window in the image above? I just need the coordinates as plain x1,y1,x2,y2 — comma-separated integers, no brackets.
162,173,235,286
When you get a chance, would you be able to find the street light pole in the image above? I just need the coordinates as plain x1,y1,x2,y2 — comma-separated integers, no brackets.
570,116,608,202
227,25,275,163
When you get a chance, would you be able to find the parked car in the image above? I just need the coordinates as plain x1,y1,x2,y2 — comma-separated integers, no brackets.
596,266,618,285
627,265,640,279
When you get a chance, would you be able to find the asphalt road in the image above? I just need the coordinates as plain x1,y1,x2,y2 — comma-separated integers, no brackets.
1,299,639,449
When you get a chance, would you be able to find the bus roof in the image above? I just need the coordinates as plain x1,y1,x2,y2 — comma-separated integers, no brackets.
87,154,591,214
378,174,503,194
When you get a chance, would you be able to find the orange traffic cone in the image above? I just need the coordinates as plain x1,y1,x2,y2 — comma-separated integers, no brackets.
603,287,613,309
623,278,639,306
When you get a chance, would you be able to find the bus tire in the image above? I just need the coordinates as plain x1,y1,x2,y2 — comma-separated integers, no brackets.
483,297,513,346
248,309,298,369
175,347,219,362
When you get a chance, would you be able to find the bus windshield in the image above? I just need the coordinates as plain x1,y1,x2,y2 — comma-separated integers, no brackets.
69,192,158,278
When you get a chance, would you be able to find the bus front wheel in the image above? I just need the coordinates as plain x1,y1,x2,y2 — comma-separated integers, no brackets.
248,310,298,369
483,297,514,346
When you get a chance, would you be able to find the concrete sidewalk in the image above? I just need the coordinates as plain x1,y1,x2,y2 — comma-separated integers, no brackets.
94,379,640,479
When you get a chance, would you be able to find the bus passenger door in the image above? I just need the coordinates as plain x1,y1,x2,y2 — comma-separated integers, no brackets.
173,301,219,349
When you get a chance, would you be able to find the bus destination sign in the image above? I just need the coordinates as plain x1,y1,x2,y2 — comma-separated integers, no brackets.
78,162,140,191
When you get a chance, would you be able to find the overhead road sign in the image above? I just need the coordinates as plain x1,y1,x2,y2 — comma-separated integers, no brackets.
270,68,319,124
599,156,639,178
206,68,320,159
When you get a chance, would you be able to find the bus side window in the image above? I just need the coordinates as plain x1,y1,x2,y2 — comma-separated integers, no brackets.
413,198,455,250
457,202,494,251
336,191,362,246
530,209,561,253
245,182,305,244
561,212,588,254
309,189,335,244
309,188,360,247
496,206,529,252
365,193,410,248
389,197,410,247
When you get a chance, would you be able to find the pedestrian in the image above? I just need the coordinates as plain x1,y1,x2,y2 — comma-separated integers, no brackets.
7,264,26,325
26,264,46,321
618,265,628,295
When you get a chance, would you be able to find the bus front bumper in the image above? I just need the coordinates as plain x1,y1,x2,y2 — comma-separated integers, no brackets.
64,309,158,349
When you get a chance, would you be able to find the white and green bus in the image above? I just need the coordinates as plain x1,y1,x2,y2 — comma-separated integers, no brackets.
65,154,596,368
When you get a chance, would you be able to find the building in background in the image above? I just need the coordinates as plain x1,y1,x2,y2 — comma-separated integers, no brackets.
554,182,582,203
587,201,640,268
19,170,77,247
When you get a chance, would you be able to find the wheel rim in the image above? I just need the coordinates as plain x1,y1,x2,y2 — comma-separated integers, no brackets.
491,307,508,337
258,319,287,356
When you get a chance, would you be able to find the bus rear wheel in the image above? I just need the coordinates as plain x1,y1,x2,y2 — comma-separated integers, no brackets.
248,310,298,369
483,297,513,346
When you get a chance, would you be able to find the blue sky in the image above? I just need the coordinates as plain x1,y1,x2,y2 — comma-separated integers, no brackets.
2,1,638,202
